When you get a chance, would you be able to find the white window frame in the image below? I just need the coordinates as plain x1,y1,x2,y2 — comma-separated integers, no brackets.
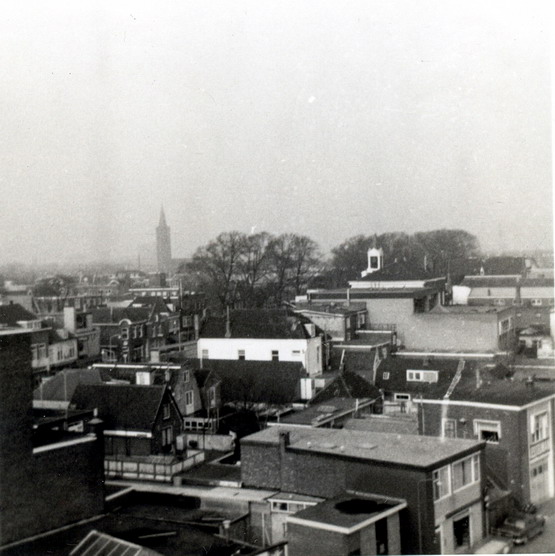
382,372,390,380
442,418,457,438
474,419,501,443
185,390,194,406
394,393,410,401
531,412,549,443
433,465,451,501
451,454,480,493
531,299,543,306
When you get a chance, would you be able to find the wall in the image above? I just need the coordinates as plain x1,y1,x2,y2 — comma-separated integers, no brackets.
198,337,323,376
287,523,354,556
408,313,503,352
419,402,524,500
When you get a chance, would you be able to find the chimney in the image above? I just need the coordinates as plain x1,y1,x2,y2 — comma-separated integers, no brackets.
279,431,290,455
225,306,231,338
525,376,535,388
475,365,482,389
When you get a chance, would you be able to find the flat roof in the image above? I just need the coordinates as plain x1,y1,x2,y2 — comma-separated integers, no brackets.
278,398,375,426
243,426,483,469
288,493,406,534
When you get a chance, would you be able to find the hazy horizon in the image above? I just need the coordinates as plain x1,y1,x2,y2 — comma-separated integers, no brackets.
1,1,552,265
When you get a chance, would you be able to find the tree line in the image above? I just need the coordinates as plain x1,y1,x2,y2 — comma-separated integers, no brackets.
179,229,480,310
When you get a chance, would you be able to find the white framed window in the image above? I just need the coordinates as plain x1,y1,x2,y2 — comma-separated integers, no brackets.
442,418,457,438
531,299,543,306
394,393,410,401
407,369,438,383
162,426,173,446
382,372,390,380
433,465,451,500
201,349,209,359
185,390,194,406
474,420,501,443
163,404,170,419
452,454,480,492
121,328,129,340
271,350,279,361
531,412,549,443
238,350,245,360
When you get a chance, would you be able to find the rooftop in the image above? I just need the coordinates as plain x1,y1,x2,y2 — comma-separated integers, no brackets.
294,302,367,315
242,426,483,469
309,287,437,299
200,309,317,340
289,493,406,533
351,260,443,282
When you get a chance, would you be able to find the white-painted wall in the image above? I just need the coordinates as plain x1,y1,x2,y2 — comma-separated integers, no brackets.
197,336,323,376
452,285,471,305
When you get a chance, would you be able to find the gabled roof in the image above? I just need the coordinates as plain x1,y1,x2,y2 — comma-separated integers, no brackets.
193,359,306,404
34,368,105,401
199,309,316,340
72,383,167,430
91,306,151,324
0,303,40,325
310,371,380,405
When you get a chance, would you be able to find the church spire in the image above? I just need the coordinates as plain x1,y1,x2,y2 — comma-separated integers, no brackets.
159,206,168,228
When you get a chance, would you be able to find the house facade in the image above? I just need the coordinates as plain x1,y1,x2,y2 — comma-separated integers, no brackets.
197,309,324,377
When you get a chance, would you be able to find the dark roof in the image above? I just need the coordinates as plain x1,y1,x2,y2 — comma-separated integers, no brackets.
483,257,526,275
310,371,380,405
375,356,469,397
461,276,519,288
34,368,105,401
92,307,151,324
199,309,317,340
310,287,438,300
329,348,380,374
71,383,167,430
351,260,443,282
129,296,173,313
193,359,305,404
448,377,555,406
0,303,39,325
294,302,367,315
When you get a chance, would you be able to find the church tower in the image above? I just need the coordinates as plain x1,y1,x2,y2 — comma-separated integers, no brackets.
156,206,172,274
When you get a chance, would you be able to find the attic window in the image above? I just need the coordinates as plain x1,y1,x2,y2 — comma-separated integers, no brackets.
382,372,390,380
238,350,245,360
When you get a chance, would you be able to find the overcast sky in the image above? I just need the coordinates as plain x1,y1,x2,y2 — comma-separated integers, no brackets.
1,0,552,264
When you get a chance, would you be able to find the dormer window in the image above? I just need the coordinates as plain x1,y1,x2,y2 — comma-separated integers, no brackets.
407,369,438,383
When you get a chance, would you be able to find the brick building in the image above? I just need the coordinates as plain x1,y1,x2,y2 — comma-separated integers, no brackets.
241,426,486,554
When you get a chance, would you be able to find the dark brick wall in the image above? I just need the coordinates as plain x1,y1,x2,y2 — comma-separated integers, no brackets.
241,443,282,490
288,523,351,556
419,402,526,501
0,333,105,546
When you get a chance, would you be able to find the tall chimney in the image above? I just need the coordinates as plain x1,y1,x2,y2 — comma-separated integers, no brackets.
225,306,231,338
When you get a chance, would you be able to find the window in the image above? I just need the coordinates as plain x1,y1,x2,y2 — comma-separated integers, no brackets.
452,454,480,491
407,370,438,383
163,404,170,419
121,328,129,340
162,426,173,446
38,344,46,359
238,350,245,360
474,420,501,443
494,299,506,306
394,393,410,401
185,390,194,406
531,412,549,443
433,466,451,500
292,350,301,355
316,346,320,364
382,372,390,380
442,418,457,438
201,349,209,359
271,350,279,361
531,299,543,306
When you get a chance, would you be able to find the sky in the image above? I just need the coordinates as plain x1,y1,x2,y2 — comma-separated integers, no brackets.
1,0,552,264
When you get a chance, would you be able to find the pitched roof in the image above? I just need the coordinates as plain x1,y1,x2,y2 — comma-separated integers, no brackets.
375,356,470,398
71,383,166,430
193,359,305,404
310,371,380,405
70,530,163,556
199,309,315,340
34,368,105,401
91,306,151,324
0,303,40,325
129,296,173,313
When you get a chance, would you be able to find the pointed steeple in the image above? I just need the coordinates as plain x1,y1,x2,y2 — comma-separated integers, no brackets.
158,206,168,228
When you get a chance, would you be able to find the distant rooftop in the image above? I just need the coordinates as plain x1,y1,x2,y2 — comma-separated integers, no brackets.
243,426,483,469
